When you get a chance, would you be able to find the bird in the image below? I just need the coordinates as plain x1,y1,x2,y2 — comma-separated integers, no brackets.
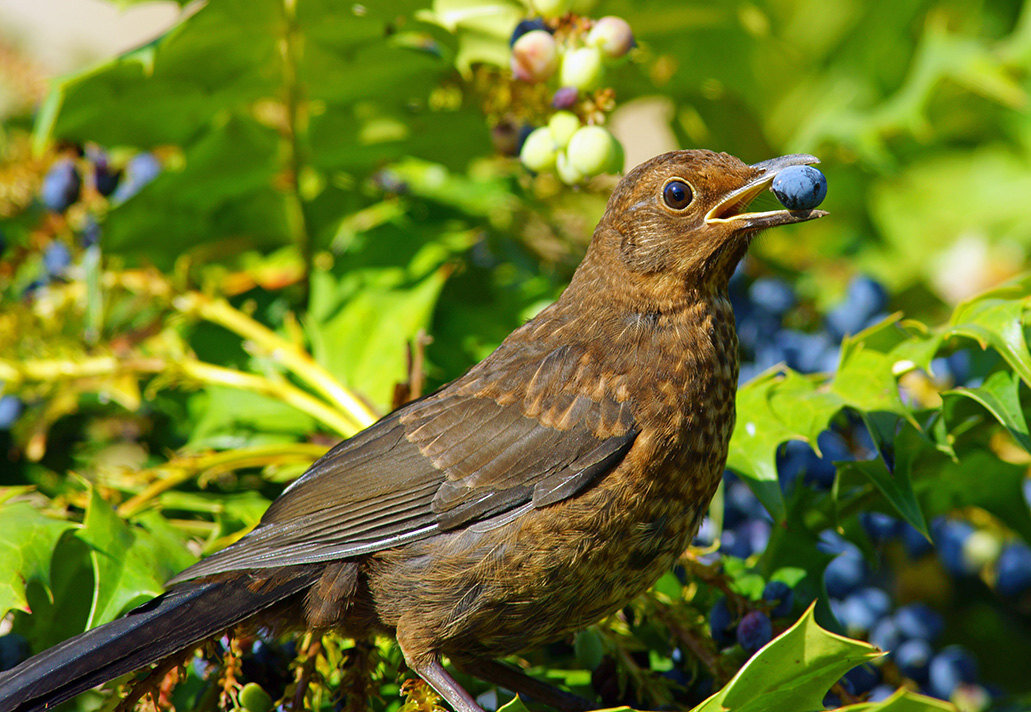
0,149,825,712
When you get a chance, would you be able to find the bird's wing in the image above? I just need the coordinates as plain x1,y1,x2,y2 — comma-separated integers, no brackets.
171,343,637,582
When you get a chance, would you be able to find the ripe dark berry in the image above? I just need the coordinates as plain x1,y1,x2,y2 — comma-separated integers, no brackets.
894,603,943,642
869,617,902,654
510,18,550,47
762,580,793,618
748,277,795,316
861,512,902,543
709,597,735,648
112,153,161,202
896,638,932,683
823,547,867,598
40,159,82,212
928,646,978,699
93,156,121,196
0,395,23,429
736,610,772,653
551,86,579,109
771,164,826,211
826,275,888,338
995,542,1031,596
843,663,881,695
43,242,72,276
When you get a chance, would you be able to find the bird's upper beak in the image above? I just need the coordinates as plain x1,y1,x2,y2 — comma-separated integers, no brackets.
704,154,828,230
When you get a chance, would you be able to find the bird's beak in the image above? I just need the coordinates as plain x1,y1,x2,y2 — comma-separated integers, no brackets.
705,154,828,230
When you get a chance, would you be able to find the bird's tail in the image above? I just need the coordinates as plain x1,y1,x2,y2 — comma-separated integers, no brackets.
0,570,318,712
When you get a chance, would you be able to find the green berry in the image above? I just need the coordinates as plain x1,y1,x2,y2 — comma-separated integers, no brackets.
556,151,586,185
560,46,604,91
548,111,581,149
511,30,559,83
567,126,619,176
586,16,635,58
239,683,273,712
532,0,573,17
520,127,558,172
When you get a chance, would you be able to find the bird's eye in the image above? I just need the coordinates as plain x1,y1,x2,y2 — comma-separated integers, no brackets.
662,180,693,210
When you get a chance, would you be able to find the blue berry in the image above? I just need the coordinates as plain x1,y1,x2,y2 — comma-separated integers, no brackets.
894,603,943,642
724,477,766,527
901,523,934,559
928,646,978,700
112,153,161,202
762,580,793,618
995,542,1031,596
824,548,867,598
510,18,550,46
934,518,976,575
869,685,896,702
92,154,121,196
40,159,82,212
826,276,888,338
749,277,795,317
896,638,932,683
0,396,21,429
709,598,736,648
43,242,71,276
779,329,838,374
844,663,880,695
869,617,902,654
771,165,826,211
836,587,890,635
736,610,772,652
861,512,902,543
738,519,771,557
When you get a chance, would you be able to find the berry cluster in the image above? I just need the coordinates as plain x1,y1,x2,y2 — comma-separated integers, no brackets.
38,147,160,215
689,269,1026,708
507,5,634,184
0,147,161,435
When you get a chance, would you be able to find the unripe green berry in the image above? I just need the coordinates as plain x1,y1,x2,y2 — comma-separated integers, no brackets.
548,111,581,149
560,46,604,91
520,127,558,172
587,16,635,58
239,683,273,712
567,125,619,176
511,30,559,83
532,0,573,18
556,151,586,185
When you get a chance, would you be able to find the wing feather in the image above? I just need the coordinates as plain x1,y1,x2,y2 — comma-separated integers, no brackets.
172,344,639,583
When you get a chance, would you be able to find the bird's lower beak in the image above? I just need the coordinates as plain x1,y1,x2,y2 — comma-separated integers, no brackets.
705,154,828,230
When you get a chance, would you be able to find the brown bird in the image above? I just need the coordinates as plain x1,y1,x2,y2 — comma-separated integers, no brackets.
0,149,825,712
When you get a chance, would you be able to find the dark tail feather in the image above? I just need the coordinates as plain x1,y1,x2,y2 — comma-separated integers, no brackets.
0,571,317,712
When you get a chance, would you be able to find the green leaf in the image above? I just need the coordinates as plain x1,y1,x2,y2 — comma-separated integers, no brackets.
187,387,319,450
832,339,911,421
836,687,954,711
691,604,880,712
76,489,196,628
943,369,1031,453
0,502,78,618
415,0,524,76
947,276,1031,388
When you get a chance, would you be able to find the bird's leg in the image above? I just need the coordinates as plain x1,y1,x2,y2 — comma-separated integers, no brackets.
455,657,594,712
409,658,485,712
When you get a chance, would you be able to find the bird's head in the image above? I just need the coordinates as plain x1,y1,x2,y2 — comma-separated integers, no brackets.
583,149,826,301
